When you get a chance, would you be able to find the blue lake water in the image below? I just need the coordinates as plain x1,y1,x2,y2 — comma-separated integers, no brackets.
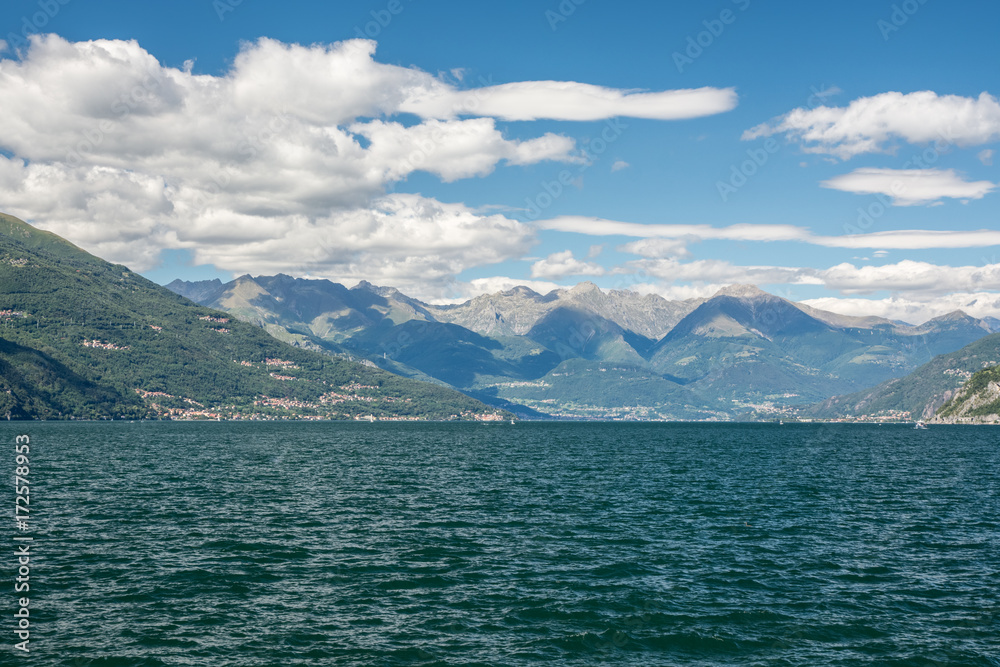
4,421,999,665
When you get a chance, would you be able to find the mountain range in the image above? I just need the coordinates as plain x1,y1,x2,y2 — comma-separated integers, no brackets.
168,274,1000,420
0,213,505,421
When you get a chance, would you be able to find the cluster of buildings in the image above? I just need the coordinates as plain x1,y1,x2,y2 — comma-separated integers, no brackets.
82,339,130,350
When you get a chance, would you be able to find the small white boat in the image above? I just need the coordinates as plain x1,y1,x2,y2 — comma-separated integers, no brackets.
914,421,928,430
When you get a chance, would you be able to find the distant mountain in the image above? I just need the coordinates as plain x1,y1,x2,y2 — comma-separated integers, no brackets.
647,286,997,405
810,333,1000,421
0,213,506,421
427,281,701,339
934,364,1000,423
168,275,998,419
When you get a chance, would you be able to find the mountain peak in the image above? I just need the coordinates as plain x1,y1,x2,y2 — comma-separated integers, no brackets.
931,309,971,321
568,281,602,295
712,284,770,299
501,285,541,298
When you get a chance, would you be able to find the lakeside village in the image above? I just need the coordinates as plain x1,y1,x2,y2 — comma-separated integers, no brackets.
132,364,510,422
9,313,991,424
54,345,982,424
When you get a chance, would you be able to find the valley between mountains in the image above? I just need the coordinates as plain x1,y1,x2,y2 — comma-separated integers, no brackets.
168,273,1000,421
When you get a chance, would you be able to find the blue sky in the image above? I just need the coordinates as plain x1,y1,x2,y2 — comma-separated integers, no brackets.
0,0,998,322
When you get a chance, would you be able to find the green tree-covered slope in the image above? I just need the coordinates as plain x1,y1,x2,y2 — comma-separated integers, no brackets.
810,333,1000,421
0,213,506,421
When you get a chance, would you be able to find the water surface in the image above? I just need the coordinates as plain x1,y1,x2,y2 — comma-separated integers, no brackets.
6,422,998,665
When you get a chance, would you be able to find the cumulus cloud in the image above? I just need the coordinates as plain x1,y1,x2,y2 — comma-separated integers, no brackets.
530,250,607,279
0,34,737,296
979,149,995,166
611,160,630,172
820,168,997,206
743,91,1000,159
349,118,578,182
188,194,535,299
538,215,1000,249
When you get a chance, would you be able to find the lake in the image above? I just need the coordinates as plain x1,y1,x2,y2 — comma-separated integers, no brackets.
4,421,998,665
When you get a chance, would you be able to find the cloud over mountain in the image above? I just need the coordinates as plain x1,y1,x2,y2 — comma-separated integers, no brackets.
0,35,737,298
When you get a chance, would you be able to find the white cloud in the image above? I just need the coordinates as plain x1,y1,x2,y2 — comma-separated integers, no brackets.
633,283,724,301
623,258,813,287
618,238,690,259
453,276,564,302
743,91,1000,159
611,160,630,172
0,35,735,294
820,168,997,206
189,194,535,299
540,216,811,243
817,230,1000,250
979,148,995,166
818,260,1000,295
538,215,1000,250
350,118,578,182
618,257,1000,301
800,293,1000,326
402,81,738,121
530,250,607,279
443,260,1000,324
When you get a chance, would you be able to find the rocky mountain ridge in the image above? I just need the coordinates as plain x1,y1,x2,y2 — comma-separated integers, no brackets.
168,274,1000,420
